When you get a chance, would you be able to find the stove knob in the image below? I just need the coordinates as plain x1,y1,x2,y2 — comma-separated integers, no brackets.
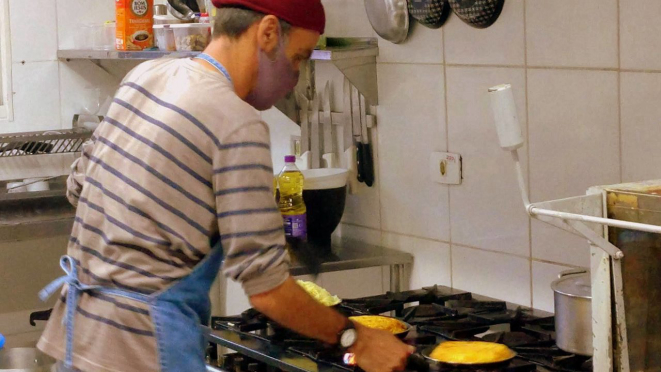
248,362,260,372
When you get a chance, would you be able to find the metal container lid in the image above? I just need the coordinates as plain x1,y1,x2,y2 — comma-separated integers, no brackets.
551,270,592,299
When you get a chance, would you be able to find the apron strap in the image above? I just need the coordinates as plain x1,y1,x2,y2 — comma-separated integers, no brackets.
39,256,150,368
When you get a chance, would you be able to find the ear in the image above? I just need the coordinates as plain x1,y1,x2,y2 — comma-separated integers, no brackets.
256,15,281,55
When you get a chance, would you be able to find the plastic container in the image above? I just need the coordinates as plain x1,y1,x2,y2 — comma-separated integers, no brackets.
154,25,177,51
171,23,211,51
91,22,116,50
278,155,307,242
24,178,50,192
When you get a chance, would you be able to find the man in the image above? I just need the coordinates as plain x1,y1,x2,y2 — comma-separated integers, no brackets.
37,0,413,371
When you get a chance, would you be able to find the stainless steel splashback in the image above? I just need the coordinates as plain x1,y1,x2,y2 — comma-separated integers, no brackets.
606,183,661,372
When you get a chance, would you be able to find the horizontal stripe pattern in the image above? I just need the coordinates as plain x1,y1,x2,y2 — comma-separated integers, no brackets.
41,57,290,372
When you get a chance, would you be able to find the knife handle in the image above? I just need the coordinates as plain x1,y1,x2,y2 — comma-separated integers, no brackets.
356,143,365,183
361,143,374,187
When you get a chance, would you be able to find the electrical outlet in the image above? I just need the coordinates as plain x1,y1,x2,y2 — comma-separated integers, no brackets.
429,152,462,185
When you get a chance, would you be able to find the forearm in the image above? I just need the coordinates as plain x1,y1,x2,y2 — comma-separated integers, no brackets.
249,276,347,344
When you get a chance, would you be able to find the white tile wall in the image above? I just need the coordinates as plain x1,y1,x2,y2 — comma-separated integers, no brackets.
444,0,524,66
381,231,451,289
526,0,618,68
620,72,661,182
9,0,58,63
452,245,531,306
10,61,62,131
620,0,661,71
532,261,574,313
378,23,444,65
377,63,450,241
446,66,529,256
528,69,619,267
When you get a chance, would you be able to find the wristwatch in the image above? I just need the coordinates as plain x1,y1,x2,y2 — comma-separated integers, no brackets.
337,320,358,350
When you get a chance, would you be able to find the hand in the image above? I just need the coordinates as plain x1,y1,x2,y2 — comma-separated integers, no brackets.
350,324,414,372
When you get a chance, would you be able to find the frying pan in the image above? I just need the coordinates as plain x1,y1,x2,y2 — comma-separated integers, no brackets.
448,0,505,29
349,315,412,339
365,0,410,44
419,343,517,369
408,0,452,29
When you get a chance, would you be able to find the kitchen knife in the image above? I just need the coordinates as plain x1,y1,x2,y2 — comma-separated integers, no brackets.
298,94,310,170
351,85,364,183
310,93,321,169
359,94,374,187
321,82,337,168
343,78,359,193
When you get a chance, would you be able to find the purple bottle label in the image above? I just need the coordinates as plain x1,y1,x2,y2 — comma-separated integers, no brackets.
283,214,307,239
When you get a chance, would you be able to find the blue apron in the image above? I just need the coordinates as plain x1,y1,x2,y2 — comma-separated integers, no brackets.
40,53,233,372
40,240,223,372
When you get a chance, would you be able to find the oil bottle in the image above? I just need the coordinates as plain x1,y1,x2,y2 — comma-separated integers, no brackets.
277,155,307,242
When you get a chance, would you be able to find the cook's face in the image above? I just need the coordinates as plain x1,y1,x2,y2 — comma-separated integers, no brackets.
283,28,320,73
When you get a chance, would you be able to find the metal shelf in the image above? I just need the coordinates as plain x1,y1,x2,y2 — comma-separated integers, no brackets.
57,38,377,62
58,37,380,122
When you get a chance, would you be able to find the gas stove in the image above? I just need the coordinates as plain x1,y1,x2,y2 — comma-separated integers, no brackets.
205,285,591,372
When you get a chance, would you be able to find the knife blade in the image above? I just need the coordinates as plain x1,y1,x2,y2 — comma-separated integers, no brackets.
359,94,374,187
351,85,364,183
343,78,359,193
298,94,310,170
321,82,337,168
310,94,321,169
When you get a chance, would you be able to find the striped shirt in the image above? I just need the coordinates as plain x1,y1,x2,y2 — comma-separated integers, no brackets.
38,58,289,372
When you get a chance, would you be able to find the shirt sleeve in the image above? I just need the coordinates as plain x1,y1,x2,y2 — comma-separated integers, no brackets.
214,121,290,297
66,137,96,207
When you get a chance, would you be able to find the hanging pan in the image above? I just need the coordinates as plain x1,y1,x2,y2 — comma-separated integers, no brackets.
365,0,410,44
408,0,451,29
448,0,505,29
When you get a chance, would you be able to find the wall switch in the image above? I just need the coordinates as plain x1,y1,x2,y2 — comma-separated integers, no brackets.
429,152,462,185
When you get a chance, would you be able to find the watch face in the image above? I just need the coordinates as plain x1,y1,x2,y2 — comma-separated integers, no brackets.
340,329,358,348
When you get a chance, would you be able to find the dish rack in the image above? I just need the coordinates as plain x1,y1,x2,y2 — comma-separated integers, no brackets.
0,129,93,157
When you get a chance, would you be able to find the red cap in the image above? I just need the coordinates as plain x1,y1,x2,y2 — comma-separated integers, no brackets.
211,0,326,34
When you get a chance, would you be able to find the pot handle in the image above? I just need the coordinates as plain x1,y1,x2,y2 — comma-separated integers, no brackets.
558,268,588,279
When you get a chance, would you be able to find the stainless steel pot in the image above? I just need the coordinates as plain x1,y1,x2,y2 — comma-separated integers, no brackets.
551,269,593,356
0,348,56,372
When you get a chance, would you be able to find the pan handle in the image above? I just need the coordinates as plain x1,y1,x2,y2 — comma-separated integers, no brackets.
406,353,429,372
557,268,588,279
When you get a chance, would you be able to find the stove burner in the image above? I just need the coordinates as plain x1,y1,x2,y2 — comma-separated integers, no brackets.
210,284,591,372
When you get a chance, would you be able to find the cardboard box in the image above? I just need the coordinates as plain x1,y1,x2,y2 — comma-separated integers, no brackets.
115,0,154,51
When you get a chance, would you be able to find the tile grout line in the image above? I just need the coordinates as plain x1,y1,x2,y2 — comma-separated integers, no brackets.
523,0,534,309
617,0,623,183
441,27,453,289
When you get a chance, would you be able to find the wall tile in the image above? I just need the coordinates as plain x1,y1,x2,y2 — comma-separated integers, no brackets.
10,61,62,132
322,267,384,299
526,0,618,68
528,69,619,266
56,0,116,50
377,64,449,241
321,0,374,38
337,223,383,246
446,66,529,256
378,23,443,64
444,0,524,66
452,245,531,306
620,72,661,182
9,0,58,62
382,232,451,289
532,261,574,312
620,0,661,70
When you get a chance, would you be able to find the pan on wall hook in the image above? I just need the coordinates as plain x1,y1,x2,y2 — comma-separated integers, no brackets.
448,0,505,29
365,0,410,44
408,0,452,29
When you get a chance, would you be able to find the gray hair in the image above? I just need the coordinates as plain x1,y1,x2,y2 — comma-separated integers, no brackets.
213,7,292,40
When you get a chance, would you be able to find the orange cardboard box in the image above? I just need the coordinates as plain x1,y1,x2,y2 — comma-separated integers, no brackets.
116,0,154,51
